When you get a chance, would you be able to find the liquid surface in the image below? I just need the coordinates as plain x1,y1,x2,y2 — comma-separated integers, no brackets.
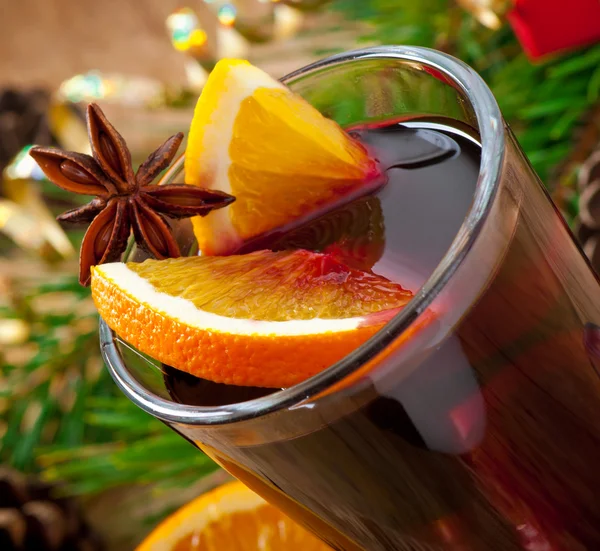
355,123,479,287
161,118,600,549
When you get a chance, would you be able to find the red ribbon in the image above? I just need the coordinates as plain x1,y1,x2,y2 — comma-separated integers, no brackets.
508,0,600,60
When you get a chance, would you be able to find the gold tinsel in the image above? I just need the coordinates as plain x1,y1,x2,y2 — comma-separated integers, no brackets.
456,0,513,29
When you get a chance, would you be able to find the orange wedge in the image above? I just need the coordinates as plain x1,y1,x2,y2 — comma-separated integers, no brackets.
136,480,331,551
91,249,411,388
184,59,381,256
268,195,385,272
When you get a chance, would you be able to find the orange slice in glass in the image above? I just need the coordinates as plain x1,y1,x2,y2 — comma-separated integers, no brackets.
264,195,386,272
136,480,331,551
91,250,411,388
184,59,381,256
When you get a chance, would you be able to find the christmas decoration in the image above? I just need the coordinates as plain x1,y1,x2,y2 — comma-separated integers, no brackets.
576,147,600,273
0,174,75,262
193,1,305,47
456,0,600,58
166,6,249,73
217,1,277,43
279,0,332,12
455,0,512,29
507,0,600,60
549,105,600,221
0,93,85,261
0,466,104,551
57,72,165,108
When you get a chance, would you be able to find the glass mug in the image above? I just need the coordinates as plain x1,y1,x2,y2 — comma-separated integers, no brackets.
100,47,600,550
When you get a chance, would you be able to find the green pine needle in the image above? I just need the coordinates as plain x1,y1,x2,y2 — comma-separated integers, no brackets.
1,274,218,493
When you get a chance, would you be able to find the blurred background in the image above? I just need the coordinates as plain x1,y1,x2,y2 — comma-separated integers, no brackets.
1,0,599,549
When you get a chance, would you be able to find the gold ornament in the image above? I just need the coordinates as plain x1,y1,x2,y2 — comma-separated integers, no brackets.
277,0,332,12
0,175,74,262
219,1,277,44
0,100,86,261
456,0,514,29
166,6,249,75
201,0,305,44
273,3,304,40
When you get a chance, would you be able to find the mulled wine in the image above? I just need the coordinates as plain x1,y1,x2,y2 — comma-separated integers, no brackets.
161,118,600,550
100,46,600,550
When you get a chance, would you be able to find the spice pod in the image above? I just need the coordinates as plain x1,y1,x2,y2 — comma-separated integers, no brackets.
29,103,233,286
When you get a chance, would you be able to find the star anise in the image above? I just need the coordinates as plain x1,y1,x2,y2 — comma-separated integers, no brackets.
29,103,234,286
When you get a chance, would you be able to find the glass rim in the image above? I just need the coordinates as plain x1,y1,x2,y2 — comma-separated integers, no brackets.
100,45,504,426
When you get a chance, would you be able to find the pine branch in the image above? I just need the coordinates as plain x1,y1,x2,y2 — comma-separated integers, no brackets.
331,0,600,198
1,272,218,494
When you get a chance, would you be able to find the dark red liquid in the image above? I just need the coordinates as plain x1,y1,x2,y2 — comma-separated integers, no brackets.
163,120,600,550
166,119,480,406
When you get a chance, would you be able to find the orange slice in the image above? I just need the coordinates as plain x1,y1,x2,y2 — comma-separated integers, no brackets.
184,59,381,256
136,480,331,551
266,194,385,272
91,249,411,388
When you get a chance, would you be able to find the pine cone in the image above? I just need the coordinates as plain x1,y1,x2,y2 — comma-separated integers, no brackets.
576,148,600,273
0,467,104,551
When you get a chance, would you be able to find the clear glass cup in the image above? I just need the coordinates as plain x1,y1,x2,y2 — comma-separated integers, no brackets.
100,46,600,550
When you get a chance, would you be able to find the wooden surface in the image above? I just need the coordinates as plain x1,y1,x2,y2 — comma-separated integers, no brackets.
2,0,366,88
3,0,211,87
